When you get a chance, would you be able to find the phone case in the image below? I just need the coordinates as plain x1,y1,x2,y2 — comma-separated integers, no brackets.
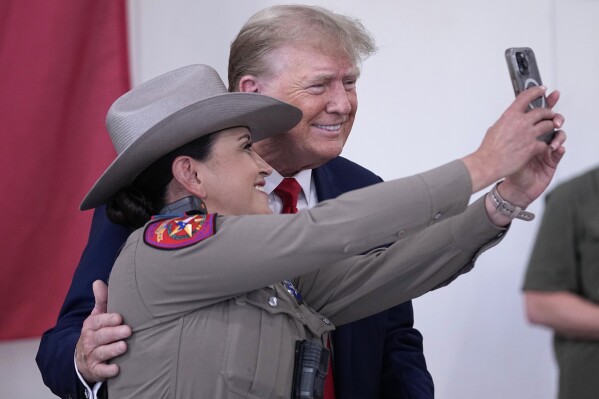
505,47,554,143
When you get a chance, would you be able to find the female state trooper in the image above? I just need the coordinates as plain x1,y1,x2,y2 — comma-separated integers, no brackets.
80,64,565,398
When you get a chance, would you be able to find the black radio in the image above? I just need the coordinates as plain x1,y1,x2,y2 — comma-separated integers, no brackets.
291,340,330,399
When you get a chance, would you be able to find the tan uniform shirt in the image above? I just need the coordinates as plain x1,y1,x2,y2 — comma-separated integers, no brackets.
107,160,505,398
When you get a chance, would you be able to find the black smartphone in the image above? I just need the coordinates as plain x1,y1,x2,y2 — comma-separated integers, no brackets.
505,47,555,143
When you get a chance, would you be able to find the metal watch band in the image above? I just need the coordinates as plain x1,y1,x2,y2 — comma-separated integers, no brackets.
489,183,535,221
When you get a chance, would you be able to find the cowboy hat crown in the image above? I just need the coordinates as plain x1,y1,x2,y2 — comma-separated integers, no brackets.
81,64,302,210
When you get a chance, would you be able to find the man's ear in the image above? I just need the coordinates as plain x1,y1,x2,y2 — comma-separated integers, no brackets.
238,75,261,93
171,156,207,199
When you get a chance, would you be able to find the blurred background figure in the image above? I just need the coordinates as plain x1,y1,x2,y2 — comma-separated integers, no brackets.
524,165,599,399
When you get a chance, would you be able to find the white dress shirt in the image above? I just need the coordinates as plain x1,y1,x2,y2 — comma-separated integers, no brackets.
265,169,318,213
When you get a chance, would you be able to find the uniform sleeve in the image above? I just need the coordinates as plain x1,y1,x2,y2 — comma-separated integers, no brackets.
523,184,580,293
319,157,434,399
296,195,505,326
36,207,130,398
126,160,474,319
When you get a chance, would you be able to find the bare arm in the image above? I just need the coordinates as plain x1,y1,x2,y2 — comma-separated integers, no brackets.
525,290,599,340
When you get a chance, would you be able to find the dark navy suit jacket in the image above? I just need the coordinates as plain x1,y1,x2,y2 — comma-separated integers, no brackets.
314,157,433,399
36,156,433,399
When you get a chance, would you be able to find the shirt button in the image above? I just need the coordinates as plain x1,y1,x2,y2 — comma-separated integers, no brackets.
322,317,331,325
268,297,278,307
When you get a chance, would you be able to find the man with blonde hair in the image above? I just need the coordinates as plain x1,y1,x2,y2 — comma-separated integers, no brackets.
228,6,432,398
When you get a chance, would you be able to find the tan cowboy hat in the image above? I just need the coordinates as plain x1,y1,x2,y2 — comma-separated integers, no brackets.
81,64,302,210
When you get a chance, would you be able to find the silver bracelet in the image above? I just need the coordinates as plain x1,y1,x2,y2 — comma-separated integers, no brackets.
488,183,535,221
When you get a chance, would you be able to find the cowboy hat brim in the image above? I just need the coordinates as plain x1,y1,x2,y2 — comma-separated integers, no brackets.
81,93,301,210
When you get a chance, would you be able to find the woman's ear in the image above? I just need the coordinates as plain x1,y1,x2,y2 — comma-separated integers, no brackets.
171,156,207,199
238,75,261,93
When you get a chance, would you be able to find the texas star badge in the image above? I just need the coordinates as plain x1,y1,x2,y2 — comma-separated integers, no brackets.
144,214,215,250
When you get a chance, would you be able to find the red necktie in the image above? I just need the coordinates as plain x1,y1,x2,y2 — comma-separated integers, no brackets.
274,177,336,398
324,337,335,399
274,177,302,214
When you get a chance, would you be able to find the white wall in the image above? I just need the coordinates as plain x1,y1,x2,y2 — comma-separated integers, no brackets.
3,0,597,397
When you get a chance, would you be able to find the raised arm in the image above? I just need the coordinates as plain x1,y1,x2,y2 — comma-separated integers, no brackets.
462,87,565,226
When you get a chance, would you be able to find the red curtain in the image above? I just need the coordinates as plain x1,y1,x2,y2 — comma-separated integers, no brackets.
0,1,130,340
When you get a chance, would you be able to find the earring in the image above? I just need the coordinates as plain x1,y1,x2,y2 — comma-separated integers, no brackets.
192,196,208,214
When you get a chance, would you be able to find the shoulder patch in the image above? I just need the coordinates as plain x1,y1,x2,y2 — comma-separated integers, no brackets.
144,214,215,250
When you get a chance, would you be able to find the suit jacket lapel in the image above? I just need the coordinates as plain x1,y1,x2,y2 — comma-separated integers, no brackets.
313,162,342,201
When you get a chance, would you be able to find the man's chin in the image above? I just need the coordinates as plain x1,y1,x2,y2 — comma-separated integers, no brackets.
310,143,344,161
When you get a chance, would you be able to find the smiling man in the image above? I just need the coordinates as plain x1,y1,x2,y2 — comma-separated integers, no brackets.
228,6,435,398
239,44,358,175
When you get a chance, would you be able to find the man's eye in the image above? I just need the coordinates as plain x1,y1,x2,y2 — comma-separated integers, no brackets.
307,84,326,94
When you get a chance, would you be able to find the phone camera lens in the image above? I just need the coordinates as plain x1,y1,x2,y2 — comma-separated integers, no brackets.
516,52,529,75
